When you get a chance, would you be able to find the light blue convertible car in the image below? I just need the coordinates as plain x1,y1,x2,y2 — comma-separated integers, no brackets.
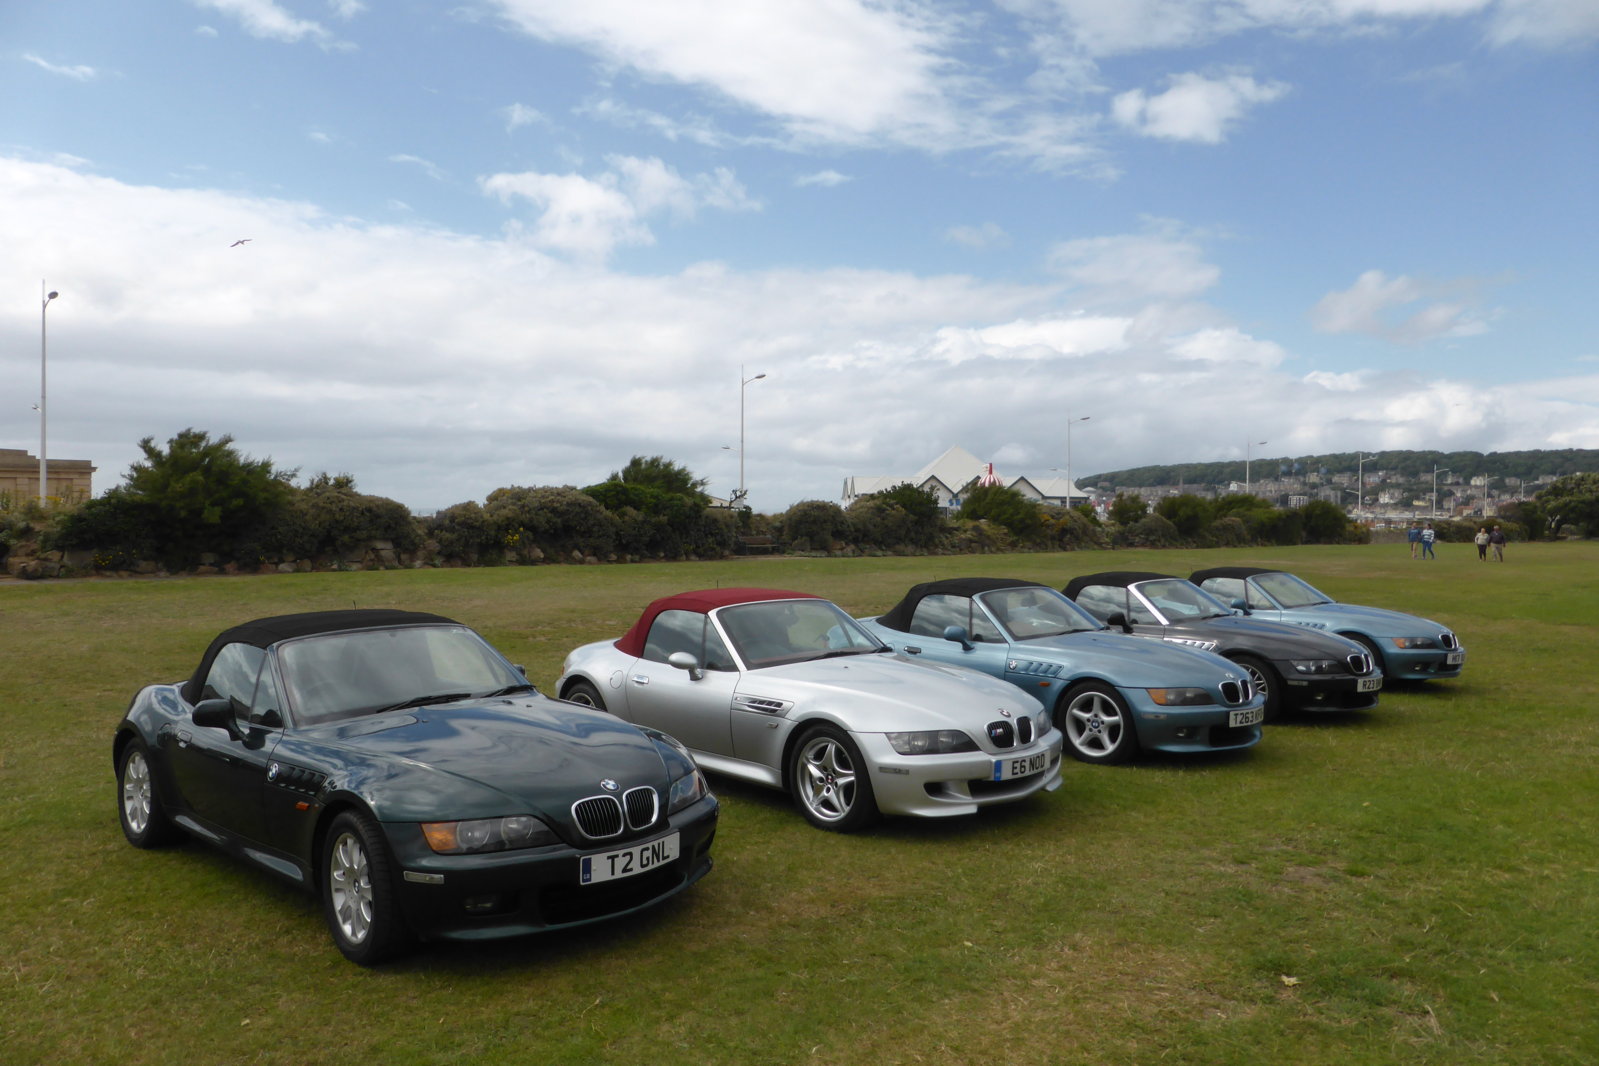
856,577,1265,764
1189,567,1465,682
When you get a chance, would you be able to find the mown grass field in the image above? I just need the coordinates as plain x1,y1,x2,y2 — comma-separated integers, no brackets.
3,541,1596,1065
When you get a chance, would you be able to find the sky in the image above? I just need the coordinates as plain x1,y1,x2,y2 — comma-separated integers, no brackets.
3,0,1597,515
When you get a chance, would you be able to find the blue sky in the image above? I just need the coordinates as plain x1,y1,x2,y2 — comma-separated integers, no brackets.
4,0,1597,513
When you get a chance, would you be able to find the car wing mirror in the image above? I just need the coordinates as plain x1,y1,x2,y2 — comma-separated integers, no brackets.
942,625,974,651
667,651,705,681
1230,597,1250,615
1105,611,1132,634
193,697,243,739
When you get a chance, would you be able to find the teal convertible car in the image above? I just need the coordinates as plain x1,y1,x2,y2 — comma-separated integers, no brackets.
1190,566,1466,682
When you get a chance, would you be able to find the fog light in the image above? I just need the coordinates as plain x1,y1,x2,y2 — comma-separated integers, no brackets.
1174,727,1196,739
462,893,510,915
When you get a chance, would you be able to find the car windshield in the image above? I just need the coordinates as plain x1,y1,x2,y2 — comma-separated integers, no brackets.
979,587,1104,640
716,599,885,668
1252,572,1333,609
278,624,528,725
1135,579,1233,622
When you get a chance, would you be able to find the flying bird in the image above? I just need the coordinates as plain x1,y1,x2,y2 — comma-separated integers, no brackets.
230,238,252,247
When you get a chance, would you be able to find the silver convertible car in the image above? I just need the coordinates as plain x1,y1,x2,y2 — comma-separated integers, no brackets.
556,588,1063,832
1189,567,1466,682
855,577,1265,764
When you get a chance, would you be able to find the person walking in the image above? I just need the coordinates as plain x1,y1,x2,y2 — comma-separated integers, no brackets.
1489,525,1507,562
1408,522,1422,559
1475,527,1489,561
1421,522,1437,559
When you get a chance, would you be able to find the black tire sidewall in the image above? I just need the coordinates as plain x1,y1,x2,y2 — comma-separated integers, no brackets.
788,725,878,832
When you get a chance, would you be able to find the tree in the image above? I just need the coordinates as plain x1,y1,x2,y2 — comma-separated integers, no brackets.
848,483,944,549
1297,499,1352,544
1535,473,1599,537
1108,492,1148,526
958,484,1041,536
783,500,850,551
95,428,293,567
610,455,709,503
1154,494,1213,539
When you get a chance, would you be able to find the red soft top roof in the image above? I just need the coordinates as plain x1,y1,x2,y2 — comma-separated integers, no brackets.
614,587,820,657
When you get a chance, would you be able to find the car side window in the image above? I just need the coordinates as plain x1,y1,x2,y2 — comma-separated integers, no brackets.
1072,586,1124,623
644,610,731,668
251,662,286,727
908,595,1003,642
1200,577,1245,605
1123,589,1162,625
201,642,265,721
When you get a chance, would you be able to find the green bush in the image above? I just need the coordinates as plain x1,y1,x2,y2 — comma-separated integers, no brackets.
958,484,1041,537
486,485,617,561
783,499,850,552
427,502,496,563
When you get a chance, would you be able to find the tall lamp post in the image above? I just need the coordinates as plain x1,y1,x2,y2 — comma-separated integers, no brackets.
1064,413,1090,509
736,365,766,506
1355,453,1375,516
1245,440,1267,498
39,283,59,504
1432,465,1451,520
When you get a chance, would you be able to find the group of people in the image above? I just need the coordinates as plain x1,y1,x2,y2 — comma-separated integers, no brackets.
1407,522,1506,561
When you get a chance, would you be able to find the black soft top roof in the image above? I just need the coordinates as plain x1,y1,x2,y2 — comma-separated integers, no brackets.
182,609,457,704
875,577,1047,633
1061,571,1178,598
1189,566,1277,584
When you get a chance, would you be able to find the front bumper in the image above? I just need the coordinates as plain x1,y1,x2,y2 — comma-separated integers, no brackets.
381,795,718,942
852,729,1064,819
1384,644,1467,681
1277,667,1382,711
1123,690,1264,754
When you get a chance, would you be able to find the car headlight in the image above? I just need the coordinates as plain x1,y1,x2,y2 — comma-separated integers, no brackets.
885,730,979,755
667,767,710,814
1146,687,1215,706
1391,636,1438,649
1292,659,1345,675
1036,709,1053,736
421,815,557,854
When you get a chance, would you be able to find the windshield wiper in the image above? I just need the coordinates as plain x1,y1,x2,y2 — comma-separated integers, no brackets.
814,647,880,660
373,692,474,714
481,683,538,698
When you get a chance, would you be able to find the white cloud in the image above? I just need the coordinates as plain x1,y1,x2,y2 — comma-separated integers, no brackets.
502,103,546,131
1485,0,1599,47
945,223,1011,249
1112,71,1289,143
1046,230,1221,303
1,156,1586,513
22,54,98,81
1310,269,1491,343
796,170,853,188
192,0,339,47
480,155,759,262
389,154,448,182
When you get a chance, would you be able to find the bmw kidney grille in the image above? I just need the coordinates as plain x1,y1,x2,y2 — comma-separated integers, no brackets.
571,786,659,840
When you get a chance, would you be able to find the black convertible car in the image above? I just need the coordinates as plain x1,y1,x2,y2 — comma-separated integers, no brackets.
113,609,718,964
1062,572,1382,720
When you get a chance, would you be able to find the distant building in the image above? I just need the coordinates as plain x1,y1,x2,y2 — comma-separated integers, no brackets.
0,448,95,504
843,445,1089,511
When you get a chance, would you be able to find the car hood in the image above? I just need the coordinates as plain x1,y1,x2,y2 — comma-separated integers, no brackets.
1017,630,1247,686
1171,615,1366,657
1276,602,1448,637
297,697,676,827
738,652,1042,733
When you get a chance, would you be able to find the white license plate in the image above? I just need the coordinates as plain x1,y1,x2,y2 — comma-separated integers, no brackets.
1446,650,1465,665
1229,707,1264,727
1357,677,1382,692
580,832,679,885
993,751,1048,781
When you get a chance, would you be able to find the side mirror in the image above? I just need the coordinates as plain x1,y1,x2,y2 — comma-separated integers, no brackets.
1230,597,1250,615
667,651,705,681
942,625,974,652
193,697,243,739
1106,611,1133,634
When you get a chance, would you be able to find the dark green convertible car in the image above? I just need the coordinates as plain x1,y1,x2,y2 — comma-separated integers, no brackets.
113,609,718,964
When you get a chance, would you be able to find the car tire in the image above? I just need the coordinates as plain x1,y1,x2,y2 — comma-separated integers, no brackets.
1231,654,1282,722
322,810,411,966
788,726,879,833
563,679,608,712
1058,681,1139,765
117,739,181,848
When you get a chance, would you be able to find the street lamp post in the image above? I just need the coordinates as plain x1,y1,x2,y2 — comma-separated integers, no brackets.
39,283,59,504
1065,414,1090,510
736,365,766,506
1432,465,1451,519
1355,453,1375,516
1245,440,1267,498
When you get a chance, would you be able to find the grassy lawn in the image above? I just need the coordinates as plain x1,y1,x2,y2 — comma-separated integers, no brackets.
3,541,1595,1065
